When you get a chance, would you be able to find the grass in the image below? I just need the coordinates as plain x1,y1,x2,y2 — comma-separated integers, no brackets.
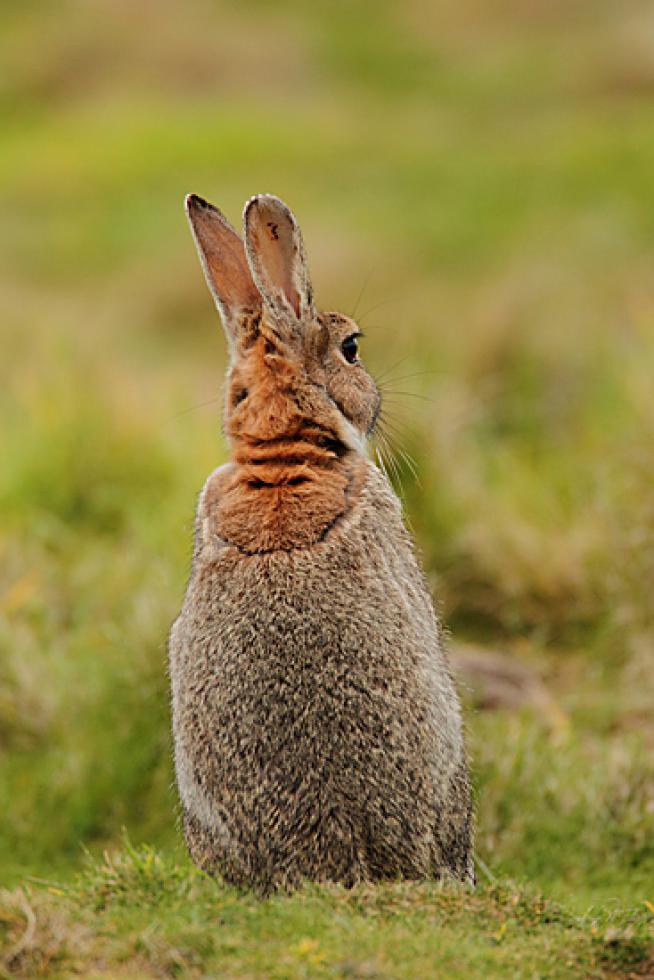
1,844,653,978
1,0,654,975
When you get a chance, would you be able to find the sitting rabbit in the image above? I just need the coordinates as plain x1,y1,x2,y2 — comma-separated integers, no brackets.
169,193,474,892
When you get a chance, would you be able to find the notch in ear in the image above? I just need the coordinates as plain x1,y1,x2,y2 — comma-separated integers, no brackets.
243,195,315,324
185,194,262,343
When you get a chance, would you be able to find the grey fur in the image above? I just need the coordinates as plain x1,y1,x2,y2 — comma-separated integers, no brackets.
170,195,474,893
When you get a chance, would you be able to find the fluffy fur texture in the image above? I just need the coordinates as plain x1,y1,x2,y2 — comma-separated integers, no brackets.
169,193,474,893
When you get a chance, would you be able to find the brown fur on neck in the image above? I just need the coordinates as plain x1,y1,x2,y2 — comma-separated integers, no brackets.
204,333,366,553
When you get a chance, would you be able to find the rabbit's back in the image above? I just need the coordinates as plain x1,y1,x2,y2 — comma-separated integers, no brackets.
170,461,473,891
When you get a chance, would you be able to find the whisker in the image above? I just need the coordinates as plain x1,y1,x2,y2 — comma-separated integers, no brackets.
374,443,390,484
375,402,423,492
377,411,407,437
378,369,445,386
350,267,375,320
386,442,405,493
374,435,395,487
381,389,434,403
166,394,223,423
373,356,412,385
374,425,405,495
357,297,399,323
397,447,421,485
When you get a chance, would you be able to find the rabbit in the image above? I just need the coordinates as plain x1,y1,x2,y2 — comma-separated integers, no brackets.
169,192,474,893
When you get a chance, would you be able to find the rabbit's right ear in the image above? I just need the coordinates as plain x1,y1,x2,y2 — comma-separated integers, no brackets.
185,194,262,344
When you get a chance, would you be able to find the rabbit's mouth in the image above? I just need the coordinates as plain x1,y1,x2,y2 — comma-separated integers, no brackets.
327,386,380,445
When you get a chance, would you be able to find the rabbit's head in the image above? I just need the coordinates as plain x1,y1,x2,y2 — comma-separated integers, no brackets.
186,194,380,455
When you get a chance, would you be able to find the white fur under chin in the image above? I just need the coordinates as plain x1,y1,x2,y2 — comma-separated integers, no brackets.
338,415,368,456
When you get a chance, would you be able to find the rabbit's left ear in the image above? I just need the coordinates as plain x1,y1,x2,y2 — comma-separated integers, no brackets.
243,195,315,323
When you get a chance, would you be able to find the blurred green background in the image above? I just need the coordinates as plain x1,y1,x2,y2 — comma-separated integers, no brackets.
1,0,653,912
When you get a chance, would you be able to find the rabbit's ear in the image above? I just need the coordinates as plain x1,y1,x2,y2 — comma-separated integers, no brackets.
185,194,262,342
243,195,315,324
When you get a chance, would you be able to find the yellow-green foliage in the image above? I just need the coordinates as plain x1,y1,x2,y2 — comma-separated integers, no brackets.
1,1,653,974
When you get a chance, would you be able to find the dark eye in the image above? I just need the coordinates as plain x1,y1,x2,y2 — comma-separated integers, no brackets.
341,334,359,364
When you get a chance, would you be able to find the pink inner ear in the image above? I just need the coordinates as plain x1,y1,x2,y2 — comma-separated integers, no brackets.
249,205,301,317
187,199,261,315
205,230,262,312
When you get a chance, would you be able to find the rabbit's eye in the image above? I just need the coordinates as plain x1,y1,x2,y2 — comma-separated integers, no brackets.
341,334,359,364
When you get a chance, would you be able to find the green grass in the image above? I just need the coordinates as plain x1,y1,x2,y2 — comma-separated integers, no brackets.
1,0,654,975
2,844,653,979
